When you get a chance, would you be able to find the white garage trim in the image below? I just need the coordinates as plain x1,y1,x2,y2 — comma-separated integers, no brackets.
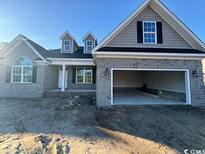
111,68,191,105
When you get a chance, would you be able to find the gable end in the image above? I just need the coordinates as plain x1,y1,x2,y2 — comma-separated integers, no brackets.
93,0,205,52
106,6,192,49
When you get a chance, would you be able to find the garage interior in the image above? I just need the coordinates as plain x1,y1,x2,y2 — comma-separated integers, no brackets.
113,70,188,105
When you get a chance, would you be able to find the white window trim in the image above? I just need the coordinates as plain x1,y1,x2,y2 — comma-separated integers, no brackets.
11,65,33,84
143,21,157,44
85,40,94,53
76,67,93,84
63,40,72,53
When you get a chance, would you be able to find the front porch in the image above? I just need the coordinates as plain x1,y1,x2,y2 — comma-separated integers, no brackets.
43,58,96,97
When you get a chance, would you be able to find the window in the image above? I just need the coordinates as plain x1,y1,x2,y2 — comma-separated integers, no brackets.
64,40,71,52
143,21,157,44
12,57,32,83
85,40,94,53
76,67,92,84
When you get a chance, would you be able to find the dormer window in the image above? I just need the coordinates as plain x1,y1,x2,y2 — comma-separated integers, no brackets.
82,32,97,54
143,21,157,44
86,40,94,53
64,40,71,52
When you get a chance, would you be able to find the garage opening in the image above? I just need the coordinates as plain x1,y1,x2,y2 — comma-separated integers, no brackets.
112,69,191,105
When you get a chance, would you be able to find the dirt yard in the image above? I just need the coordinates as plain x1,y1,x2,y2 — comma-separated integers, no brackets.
0,97,205,154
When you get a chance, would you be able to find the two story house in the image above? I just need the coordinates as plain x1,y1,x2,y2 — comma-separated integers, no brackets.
0,0,205,107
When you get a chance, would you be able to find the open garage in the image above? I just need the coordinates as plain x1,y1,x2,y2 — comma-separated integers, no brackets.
111,69,191,105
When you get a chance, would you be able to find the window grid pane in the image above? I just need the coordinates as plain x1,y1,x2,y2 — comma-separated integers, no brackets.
84,68,92,83
13,75,21,83
76,68,84,83
14,57,32,65
76,68,92,83
64,40,71,52
13,66,22,75
64,40,70,45
77,76,84,83
143,22,156,44
23,67,32,75
23,75,32,83
86,41,93,51
144,33,156,43
85,76,92,83
12,58,32,83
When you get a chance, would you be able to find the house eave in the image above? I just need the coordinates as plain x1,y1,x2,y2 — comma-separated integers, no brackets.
93,51,205,60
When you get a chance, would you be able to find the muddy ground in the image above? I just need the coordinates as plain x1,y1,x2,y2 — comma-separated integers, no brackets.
0,97,205,154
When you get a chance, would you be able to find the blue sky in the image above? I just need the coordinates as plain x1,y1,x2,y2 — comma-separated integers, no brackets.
0,0,204,49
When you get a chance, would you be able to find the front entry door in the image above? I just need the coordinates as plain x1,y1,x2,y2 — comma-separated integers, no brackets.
58,70,68,88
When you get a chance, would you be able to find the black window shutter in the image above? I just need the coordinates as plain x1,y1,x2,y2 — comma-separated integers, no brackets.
72,67,76,83
32,66,37,83
5,65,11,83
92,67,96,84
137,21,143,43
157,22,163,44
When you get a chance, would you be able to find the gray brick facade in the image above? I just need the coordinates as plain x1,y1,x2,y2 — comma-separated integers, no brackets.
95,58,205,107
0,42,45,98
66,66,96,90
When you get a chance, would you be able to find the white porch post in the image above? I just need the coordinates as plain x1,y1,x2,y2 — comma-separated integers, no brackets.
61,64,66,92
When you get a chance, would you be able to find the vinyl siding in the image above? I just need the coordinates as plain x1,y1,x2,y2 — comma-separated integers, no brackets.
106,6,192,49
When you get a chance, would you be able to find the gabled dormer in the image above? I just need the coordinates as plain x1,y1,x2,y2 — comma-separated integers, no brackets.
59,31,79,53
82,32,97,54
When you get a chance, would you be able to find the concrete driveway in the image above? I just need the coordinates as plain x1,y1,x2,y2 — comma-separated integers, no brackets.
0,97,204,154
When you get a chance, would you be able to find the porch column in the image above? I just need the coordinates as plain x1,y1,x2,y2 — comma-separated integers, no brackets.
61,64,66,92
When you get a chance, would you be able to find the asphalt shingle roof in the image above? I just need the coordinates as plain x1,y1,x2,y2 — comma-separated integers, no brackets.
25,37,92,59
47,47,93,59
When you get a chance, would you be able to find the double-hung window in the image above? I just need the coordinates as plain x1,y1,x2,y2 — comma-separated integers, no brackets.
64,40,71,52
76,67,92,84
85,40,94,53
12,57,32,83
143,21,157,44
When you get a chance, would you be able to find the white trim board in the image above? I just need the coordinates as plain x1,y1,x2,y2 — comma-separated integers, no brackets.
93,52,205,60
111,68,191,106
92,0,205,52
48,58,95,66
